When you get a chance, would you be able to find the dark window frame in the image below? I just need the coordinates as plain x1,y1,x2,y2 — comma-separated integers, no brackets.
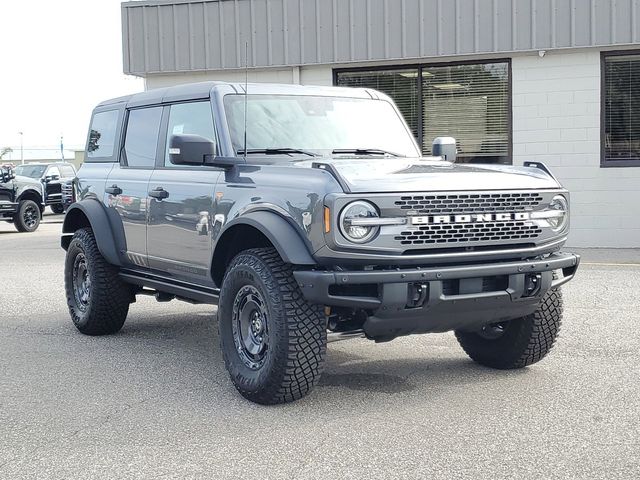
333,58,513,164
601,50,640,168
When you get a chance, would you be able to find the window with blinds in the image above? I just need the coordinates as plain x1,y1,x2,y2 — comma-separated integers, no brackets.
335,61,511,164
335,69,420,142
602,53,640,167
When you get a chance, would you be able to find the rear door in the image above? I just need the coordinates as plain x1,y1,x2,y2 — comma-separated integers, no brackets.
105,106,163,268
146,100,222,284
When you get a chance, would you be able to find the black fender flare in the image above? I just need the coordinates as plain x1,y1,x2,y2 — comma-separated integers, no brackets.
214,211,316,266
62,200,122,267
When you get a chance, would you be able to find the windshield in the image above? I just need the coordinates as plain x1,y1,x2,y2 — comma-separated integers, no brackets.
14,165,46,178
224,94,419,157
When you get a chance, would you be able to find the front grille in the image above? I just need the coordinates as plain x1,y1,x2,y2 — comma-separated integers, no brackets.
395,221,542,246
394,192,543,215
61,182,74,202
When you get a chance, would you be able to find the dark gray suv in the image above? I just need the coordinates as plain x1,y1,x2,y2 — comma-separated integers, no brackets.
61,82,579,404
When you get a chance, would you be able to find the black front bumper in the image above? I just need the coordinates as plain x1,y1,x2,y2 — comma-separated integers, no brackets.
0,201,18,218
294,252,580,339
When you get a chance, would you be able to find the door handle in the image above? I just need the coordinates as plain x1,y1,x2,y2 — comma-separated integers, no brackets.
149,187,169,200
105,185,122,196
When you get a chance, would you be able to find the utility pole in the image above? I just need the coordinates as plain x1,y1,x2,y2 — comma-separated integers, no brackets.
60,135,64,162
18,131,23,164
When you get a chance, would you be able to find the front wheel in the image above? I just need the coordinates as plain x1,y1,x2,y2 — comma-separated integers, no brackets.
14,200,41,232
64,228,132,335
218,248,327,404
455,289,563,369
51,204,65,214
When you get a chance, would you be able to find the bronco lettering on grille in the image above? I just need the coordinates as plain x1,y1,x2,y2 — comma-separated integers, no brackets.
410,212,532,225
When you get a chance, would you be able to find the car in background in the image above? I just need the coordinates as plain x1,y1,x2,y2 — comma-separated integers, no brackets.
14,162,77,214
1,164,45,232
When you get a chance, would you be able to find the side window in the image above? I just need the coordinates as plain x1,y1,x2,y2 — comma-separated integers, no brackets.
165,101,216,167
87,110,119,159
61,165,76,177
124,107,163,168
47,166,61,178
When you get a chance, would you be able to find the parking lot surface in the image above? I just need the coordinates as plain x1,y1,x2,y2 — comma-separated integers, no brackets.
1,216,639,479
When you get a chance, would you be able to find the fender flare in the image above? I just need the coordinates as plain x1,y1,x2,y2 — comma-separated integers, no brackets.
62,200,122,267
215,211,316,266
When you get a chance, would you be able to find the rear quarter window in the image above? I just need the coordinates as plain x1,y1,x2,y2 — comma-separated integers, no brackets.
86,109,120,160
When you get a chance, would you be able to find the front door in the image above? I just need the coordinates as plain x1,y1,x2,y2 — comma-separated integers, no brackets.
105,106,163,268
146,101,221,285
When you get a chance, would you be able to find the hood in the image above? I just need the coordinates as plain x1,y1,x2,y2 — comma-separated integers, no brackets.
14,175,42,187
296,157,561,193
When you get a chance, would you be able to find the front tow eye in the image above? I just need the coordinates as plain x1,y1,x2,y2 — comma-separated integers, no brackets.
523,273,542,297
407,283,429,308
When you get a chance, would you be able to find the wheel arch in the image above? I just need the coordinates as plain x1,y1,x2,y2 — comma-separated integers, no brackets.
17,188,43,206
61,200,122,267
211,211,316,286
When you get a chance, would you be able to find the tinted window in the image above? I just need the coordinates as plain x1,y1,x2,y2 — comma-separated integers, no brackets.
603,53,640,166
124,107,163,168
87,110,119,159
165,102,216,167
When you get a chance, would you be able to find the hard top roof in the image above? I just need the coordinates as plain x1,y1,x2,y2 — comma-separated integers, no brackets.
96,81,383,109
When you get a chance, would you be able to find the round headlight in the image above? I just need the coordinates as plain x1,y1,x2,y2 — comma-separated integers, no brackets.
548,195,569,231
339,201,380,243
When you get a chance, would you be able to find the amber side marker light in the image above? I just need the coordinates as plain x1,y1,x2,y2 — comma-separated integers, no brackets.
324,207,331,233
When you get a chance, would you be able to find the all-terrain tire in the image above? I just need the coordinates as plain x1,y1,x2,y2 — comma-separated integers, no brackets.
51,204,65,215
64,228,132,335
14,200,41,232
218,247,327,404
455,289,563,369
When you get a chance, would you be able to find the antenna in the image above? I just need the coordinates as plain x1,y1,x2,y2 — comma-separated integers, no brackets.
243,42,248,161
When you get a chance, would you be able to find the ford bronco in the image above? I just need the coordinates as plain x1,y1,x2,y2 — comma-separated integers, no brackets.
61,82,579,404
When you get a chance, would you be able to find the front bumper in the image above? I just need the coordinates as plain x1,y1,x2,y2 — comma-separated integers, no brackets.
0,201,18,218
294,252,579,339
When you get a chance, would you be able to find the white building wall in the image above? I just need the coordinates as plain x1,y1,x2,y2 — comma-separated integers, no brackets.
512,50,640,248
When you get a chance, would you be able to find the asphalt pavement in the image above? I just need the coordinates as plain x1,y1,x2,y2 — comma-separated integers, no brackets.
1,214,639,479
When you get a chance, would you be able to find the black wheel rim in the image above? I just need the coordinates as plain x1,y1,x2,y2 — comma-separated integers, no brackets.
478,321,508,340
232,285,269,370
72,252,91,312
23,205,38,228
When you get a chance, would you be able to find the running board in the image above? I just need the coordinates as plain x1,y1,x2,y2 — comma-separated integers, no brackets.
120,270,220,305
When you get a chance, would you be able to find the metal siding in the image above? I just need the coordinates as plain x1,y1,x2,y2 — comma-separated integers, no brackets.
122,0,640,75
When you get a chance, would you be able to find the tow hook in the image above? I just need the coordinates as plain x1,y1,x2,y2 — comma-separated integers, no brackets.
523,273,542,297
407,283,429,308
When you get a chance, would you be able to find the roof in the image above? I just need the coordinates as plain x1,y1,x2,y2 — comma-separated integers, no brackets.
122,0,640,77
97,81,382,108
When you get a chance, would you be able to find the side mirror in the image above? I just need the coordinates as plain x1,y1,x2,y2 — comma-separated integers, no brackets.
432,137,457,162
169,134,217,166
169,134,240,169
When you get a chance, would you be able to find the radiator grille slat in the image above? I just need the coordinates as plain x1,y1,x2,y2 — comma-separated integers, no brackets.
395,192,543,214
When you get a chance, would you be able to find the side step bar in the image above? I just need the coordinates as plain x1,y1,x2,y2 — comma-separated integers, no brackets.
120,270,220,305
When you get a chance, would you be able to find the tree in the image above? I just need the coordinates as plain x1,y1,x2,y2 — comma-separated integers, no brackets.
0,147,13,160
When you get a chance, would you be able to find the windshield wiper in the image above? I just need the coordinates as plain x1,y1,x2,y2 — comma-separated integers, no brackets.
332,148,403,157
237,148,319,157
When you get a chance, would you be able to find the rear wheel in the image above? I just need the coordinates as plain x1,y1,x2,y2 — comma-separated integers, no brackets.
455,289,563,369
64,228,132,335
51,204,65,214
14,200,41,232
218,247,327,404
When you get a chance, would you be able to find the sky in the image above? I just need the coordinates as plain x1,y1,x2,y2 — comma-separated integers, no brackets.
0,0,143,158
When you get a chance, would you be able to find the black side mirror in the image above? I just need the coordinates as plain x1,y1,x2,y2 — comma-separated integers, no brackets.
169,134,217,165
169,134,240,169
